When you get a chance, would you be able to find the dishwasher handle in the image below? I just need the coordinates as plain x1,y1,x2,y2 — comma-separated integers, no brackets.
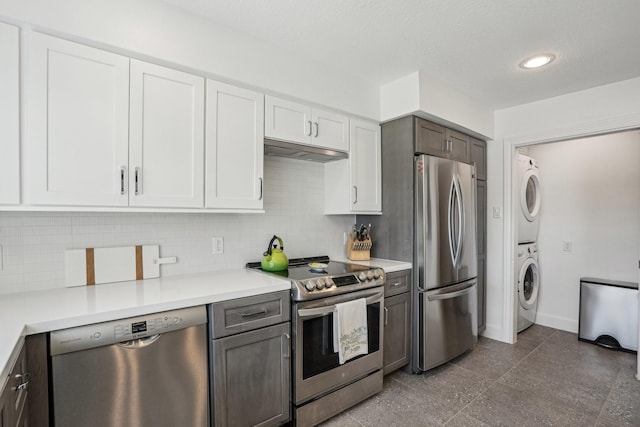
117,334,161,349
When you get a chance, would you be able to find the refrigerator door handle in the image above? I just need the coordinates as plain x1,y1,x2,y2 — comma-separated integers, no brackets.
447,177,456,266
427,282,475,301
453,174,465,266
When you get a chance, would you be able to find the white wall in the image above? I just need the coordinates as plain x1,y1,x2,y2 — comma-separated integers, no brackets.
528,131,640,332
0,0,379,119
379,70,494,139
486,76,640,343
0,157,353,294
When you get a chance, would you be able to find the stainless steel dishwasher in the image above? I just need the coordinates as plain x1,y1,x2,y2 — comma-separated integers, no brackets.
49,306,209,427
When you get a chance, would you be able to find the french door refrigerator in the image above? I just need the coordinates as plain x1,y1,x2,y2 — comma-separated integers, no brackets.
414,155,478,371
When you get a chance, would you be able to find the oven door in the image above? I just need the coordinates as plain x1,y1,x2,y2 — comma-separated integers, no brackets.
292,287,384,405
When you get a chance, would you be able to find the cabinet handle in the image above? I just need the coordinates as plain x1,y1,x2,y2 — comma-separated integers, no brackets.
384,307,389,326
307,120,313,136
284,333,291,359
240,308,268,318
134,167,142,195
390,282,402,287
353,186,358,204
314,122,319,137
120,166,127,195
258,177,263,200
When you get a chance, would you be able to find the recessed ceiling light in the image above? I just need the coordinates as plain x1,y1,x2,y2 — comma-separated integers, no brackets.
519,54,556,69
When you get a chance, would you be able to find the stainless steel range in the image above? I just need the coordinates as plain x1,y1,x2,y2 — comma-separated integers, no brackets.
247,256,385,426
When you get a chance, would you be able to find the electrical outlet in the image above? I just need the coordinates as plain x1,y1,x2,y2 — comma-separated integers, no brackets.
562,240,573,252
492,207,502,219
343,232,347,246
212,237,224,255
0,245,3,271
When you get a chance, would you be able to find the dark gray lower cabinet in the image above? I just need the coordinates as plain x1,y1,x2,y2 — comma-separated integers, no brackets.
0,340,28,427
210,291,291,427
383,292,411,374
383,269,411,374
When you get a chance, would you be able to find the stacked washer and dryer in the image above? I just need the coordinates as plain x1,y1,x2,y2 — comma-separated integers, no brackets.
515,154,542,332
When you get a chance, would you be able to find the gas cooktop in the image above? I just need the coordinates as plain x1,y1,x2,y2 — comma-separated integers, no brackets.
246,256,385,301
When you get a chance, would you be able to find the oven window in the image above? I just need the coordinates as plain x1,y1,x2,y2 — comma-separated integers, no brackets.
302,302,380,379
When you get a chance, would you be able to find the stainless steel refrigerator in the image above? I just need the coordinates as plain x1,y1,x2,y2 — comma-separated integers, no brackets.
414,155,478,371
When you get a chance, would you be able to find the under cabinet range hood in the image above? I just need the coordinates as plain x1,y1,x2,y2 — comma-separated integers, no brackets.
264,139,348,163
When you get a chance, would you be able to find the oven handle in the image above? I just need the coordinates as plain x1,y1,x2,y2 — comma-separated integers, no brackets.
297,289,384,318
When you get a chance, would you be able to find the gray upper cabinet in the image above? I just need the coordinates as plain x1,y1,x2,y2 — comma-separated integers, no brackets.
414,117,470,163
470,137,487,181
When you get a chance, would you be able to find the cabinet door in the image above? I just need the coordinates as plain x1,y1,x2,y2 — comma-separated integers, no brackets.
0,22,20,205
446,129,471,163
28,33,129,206
311,108,349,152
383,292,411,374
414,117,447,157
476,180,487,257
470,137,487,181
0,383,12,427
350,119,381,212
264,95,311,145
212,322,291,427
477,256,486,333
129,60,205,207
205,80,264,209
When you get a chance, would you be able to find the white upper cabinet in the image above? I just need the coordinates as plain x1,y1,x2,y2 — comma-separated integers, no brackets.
311,108,349,152
349,119,381,212
205,80,264,209
28,32,130,206
0,22,20,205
265,95,349,152
129,60,205,208
324,119,381,214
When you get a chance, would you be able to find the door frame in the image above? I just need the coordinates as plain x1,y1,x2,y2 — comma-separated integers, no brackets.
501,114,640,345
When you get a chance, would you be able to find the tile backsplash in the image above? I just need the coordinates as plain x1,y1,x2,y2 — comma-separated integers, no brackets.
0,157,354,294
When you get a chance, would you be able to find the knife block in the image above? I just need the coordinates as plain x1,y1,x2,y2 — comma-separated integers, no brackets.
347,235,372,261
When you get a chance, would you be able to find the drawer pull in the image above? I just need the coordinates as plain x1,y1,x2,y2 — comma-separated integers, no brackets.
390,282,403,287
240,308,268,319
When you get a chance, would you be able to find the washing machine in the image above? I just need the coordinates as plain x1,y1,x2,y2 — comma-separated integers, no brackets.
516,154,541,244
516,242,539,333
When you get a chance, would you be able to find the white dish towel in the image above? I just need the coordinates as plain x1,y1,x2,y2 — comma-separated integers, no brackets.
333,298,368,364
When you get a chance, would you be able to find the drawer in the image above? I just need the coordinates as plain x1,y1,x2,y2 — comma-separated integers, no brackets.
385,269,411,297
209,290,290,338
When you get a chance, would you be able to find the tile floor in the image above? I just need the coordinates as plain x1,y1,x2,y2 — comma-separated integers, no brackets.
321,325,640,426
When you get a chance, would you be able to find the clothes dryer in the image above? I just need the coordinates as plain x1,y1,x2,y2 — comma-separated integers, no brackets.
516,154,541,243
516,242,539,333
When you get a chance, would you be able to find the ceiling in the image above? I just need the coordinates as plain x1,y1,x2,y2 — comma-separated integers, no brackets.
156,0,640,110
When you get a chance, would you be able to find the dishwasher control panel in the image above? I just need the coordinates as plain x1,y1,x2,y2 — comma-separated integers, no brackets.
50,306,207,356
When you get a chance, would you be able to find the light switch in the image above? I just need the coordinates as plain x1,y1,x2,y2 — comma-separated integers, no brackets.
212,237,224,255
492,207,502,219
562,240,573,252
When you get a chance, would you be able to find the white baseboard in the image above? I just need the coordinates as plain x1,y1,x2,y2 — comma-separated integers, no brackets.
480,322,508,343
535,311,578,333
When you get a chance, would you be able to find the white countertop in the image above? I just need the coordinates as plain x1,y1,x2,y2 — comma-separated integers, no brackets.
336,257,412,273
0,268,290,391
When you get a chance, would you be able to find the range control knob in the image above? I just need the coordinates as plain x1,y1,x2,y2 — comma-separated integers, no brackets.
366,271,374,280
358,272,367,281
373,270,381,280
304,281,316,292
324,278,334,288
316,280,325,290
